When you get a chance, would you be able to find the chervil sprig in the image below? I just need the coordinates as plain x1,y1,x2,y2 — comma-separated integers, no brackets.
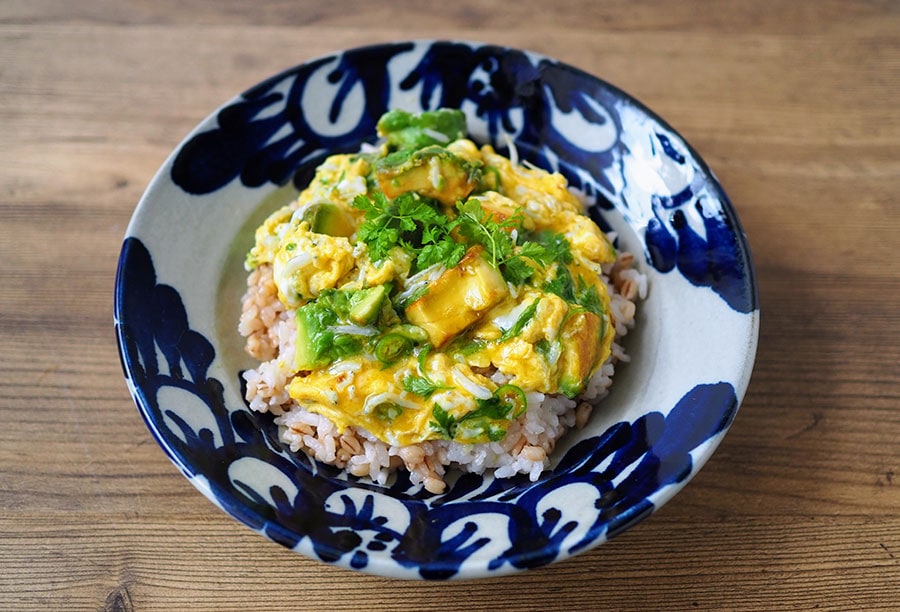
455,199,573,285
352,192,465,271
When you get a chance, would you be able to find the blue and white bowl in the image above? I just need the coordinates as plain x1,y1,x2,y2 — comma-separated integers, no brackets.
115,40,758,579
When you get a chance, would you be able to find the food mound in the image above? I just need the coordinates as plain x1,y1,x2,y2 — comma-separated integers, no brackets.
239,109,644,494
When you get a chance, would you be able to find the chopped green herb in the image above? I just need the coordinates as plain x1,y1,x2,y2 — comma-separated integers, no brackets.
521,229,573,265
456,199,515,268
445,334,485,357
402,375,449,398
352,191,464,271
535,338,552,359
374,403,404,423
393,284,429,310
498,298,540,343
468,387,524,421
428,404,457,439
417,345,431,372
544,263,576,302
501,254,535,285
575,277,605,317
543,266,606,316
416,235,467,270
455,198,537,284
402,345,452,398
428,384,526,442
453,200,574,286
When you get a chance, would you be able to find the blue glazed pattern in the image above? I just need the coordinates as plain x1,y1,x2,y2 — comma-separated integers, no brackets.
171,42,621,198
116,237,737,578
169,41,754,313
116,40,758,578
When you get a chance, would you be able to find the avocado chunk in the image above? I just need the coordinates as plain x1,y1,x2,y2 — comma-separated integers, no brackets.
405,247,508,347
377,108,467,151
293,305,326,371
557,310,603,397
293,300,364,371
374,146,480,206
302,202,354,237
348,285,387,326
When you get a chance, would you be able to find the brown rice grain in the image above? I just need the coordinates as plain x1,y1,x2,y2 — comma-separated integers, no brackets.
348,461,370,477
521,445,546,462
575,401,593,429
398,445,426,466
620,278,638,301
340,432,363,455
423,476,446,495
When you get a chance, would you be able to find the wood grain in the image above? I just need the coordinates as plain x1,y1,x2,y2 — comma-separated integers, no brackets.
1,2,898,610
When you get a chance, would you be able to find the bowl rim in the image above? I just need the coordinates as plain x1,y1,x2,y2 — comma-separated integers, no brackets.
115,38,759,579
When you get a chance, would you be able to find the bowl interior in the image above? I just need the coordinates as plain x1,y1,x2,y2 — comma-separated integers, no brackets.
115,40,758,580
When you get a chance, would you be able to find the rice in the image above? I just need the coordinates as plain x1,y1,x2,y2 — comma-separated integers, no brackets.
241,252,642,495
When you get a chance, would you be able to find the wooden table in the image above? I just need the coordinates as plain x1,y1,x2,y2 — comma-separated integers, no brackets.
2,1,898,609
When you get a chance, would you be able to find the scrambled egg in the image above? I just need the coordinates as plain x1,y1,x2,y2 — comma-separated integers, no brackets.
272,224,355,308
247,113,617,446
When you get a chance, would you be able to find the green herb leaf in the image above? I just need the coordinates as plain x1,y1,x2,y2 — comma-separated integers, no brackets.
403,346,452,398
535,338,552,359
402,375,448,398
501,254,535,285
352,191,464,271
429,385,526,442
498,298,541,343
456,199,512,269
575,276,605,317
520,229,573,265
374,403,404,423
505,229,573,284
456,199,537,284
429,404,457,439
544,263,576,302
466,394,516,421
416,236,466,271
444,334,485,357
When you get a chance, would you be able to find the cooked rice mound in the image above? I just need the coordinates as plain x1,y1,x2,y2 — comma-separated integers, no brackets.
238,108,647,494
240,254,643,494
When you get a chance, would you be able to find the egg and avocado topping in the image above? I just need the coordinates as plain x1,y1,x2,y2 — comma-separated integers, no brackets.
246,109,617,446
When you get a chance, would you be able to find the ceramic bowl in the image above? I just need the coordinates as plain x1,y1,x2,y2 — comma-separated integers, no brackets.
115,40,758,579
